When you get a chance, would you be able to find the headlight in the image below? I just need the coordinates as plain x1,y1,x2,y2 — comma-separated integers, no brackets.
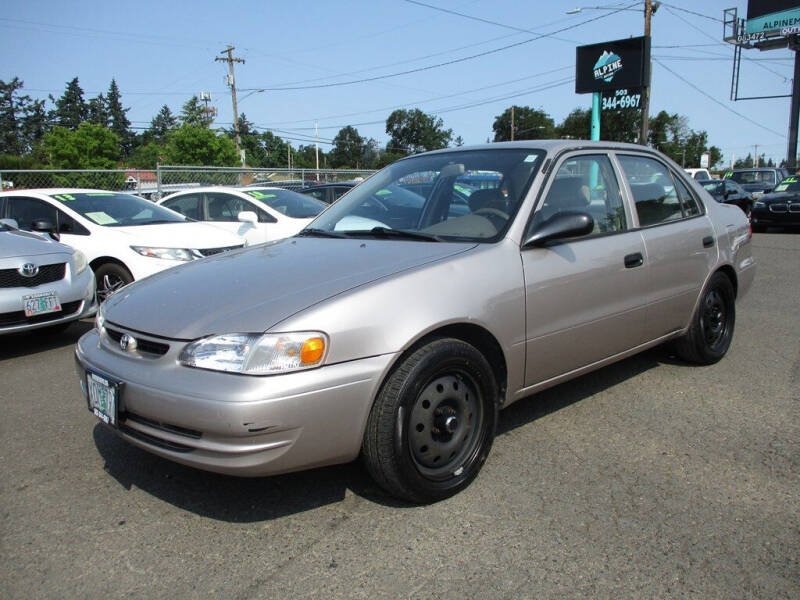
95,304,106,331
130,246,198,261
73,249,88,275
179,332,328,375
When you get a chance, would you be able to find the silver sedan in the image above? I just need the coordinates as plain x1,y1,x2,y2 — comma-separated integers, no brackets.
1,220,96,334
75,141,754,502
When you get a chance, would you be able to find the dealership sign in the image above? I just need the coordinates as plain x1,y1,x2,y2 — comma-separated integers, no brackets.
745,0,800,35
575,36,651,94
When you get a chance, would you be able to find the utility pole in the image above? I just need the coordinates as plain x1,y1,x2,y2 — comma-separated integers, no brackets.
314,120,320,181
788,39,800,171
639,0,656,145
754,144,759,167
510,106,515,141
216,46,245,165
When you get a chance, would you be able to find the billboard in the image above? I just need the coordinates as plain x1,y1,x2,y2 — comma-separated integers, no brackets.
575,36,651,94
745,0,800,35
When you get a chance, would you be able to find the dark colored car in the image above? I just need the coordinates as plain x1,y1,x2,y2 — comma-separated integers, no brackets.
724,168,789,198
699,179,754,216
299,182,358,204
750,175,800,232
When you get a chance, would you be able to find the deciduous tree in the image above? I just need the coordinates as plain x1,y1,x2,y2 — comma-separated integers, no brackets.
385,108,452,154
493,106,555,141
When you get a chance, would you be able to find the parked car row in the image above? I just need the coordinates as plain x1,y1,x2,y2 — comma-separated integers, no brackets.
72,141,755,503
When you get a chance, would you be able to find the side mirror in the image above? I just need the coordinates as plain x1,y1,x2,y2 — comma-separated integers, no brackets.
237,211,258,225
32,219,60,241
523,212,593,248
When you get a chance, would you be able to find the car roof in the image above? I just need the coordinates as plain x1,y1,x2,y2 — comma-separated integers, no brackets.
417,139,655,158
0,188,134,196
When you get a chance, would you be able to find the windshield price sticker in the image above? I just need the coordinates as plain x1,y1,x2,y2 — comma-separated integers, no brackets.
601,89,642,111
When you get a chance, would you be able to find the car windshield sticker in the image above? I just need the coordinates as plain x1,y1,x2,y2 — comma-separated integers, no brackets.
593,51,622,83
375,189,391,196
782,177,797,184
774,184,788,192
85,211,118,225
524,154,538,163
246,191,276,199
52,194,76,202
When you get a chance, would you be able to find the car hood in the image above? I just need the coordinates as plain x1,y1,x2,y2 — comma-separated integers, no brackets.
760,191,800,203
103,237,476,339
107,222,243,249
0,229,72,259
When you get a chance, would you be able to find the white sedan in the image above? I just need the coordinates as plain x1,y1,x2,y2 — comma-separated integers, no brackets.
157,187,327,244
0,189,245,301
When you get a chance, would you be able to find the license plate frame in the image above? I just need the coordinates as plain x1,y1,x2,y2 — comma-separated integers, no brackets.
22,290,61,317
86,371,120,427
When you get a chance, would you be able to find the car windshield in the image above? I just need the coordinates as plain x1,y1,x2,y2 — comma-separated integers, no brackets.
243,188,326,218
48,192,187,227
701,181,724,195
304,149,544,242
728,171,776,185
772,176,800,193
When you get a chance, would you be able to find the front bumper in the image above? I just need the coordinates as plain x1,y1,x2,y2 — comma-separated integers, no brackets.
751,205,800,227
75,327,396,477
0,266,96,334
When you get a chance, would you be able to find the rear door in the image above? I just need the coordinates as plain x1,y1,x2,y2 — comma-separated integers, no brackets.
617,153,717,340
521,152,649,386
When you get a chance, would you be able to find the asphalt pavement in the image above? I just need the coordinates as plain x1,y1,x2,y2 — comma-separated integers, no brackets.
1,233,798,599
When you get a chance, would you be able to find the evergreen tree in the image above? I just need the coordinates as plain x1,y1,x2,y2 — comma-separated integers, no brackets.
87,94,109,126
51,77,88,130
148,105,177,141
106,78,133,155
0,77,49,155
180,96,211,127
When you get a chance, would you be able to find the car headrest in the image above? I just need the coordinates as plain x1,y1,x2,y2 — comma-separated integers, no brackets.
468,188,507,213
546,176,590,210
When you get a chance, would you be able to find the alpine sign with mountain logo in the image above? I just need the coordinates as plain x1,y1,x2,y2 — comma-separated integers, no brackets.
593,51,623,83
576,36,650,94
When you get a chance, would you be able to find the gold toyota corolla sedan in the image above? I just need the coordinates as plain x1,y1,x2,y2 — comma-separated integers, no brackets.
75,141,755,503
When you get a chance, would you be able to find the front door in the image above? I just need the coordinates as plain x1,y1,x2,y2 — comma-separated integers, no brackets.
522,153,649,386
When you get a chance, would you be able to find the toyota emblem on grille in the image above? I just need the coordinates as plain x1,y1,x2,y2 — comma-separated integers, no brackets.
120,334,137,352
18,263,39,278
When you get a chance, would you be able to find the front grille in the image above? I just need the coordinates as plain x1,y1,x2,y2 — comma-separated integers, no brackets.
125,411,202,439
0,300,81,327
197,244,244,257
105,326,169,356
770,203,788,213
0,263,66,288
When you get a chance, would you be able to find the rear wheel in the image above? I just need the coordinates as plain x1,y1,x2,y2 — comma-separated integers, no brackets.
362,338,498,503
94,263,133,302
675,272,735,365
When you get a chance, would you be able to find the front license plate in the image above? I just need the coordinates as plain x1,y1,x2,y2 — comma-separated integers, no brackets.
87,372,118,426
23,291,61,317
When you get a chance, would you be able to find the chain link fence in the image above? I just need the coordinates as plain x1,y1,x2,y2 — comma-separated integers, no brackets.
0,166,377,200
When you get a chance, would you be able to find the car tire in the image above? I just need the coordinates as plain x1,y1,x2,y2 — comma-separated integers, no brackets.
675,271,735,365
362,337,498,503
94,263,133,302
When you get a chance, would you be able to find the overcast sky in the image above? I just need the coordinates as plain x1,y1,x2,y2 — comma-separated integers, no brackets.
1,0,795,165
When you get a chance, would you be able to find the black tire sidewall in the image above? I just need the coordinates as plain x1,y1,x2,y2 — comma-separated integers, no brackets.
695,273,736,363
392,339,497,501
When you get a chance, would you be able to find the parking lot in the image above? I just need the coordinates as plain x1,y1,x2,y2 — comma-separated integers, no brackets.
1,232,797,599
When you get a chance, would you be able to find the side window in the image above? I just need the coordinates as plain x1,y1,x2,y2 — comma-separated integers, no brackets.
57,209,89,235
7,196,58,230
304,189,328,203
163,194,201,220
618,155,684,227
674,177,701,217
538,154,626,235
332,187,350,201
205,193,247,222
253,204,277,223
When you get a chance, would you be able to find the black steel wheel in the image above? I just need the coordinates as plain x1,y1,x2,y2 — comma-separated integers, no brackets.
94,263,133,302
675,271,735,365
362,338,498,503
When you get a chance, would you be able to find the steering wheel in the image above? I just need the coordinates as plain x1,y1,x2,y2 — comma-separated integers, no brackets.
364,196,389,212
473,207,509,230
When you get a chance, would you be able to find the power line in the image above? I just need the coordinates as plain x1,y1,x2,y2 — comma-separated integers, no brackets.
657,2,723,23
238,2,639,92
653,59,785,138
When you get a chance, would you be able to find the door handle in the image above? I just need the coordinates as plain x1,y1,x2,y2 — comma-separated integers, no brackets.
702,236,715,248
624,252,644,268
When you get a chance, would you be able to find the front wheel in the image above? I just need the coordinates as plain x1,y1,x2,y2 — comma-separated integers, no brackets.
94,263,133,302
362,338,498,503
675,272,735,365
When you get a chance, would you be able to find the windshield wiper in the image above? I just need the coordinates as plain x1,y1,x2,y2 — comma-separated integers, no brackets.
342,227,440,242
296,228,347,238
